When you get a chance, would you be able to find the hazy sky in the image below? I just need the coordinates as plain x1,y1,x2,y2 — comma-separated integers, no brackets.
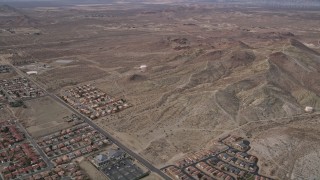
1,0,320,7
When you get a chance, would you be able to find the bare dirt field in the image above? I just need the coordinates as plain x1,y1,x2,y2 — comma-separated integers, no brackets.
0,107,14,121
141,172,163,180
79,159,108,180
0,71,17,80
13,96,74,138
1,1,320,179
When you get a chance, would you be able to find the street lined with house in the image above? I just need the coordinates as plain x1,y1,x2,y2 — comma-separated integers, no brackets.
0,63,170,180
1,60,318,180
0,120,51,180
61,84,131,120
162,135,273,180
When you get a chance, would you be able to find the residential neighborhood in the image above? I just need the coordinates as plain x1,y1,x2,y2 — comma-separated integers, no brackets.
0,121,25,147
162,135,274,180
0,65,12,73
0,121,48,180
164,166,192,180
27,162,89,180
0,66,281,180
36,123,111,164
0,114,148,180
61,84,131,120
0,73,153,180
0,77,45,102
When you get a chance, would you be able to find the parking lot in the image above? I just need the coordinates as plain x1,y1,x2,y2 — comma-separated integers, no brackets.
103,159,145,180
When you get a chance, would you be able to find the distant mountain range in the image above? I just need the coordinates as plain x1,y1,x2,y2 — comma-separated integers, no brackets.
0,0,320,9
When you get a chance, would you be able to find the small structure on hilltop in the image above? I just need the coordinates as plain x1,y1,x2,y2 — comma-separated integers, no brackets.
139,64,147,72
305,106,314,113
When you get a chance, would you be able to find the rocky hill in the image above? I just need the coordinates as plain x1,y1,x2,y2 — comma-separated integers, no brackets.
0,5,38,27
2,3,320,179
103,37,320,172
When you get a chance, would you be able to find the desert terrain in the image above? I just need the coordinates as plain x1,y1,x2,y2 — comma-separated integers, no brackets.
1,0,320,179
13,96,75,137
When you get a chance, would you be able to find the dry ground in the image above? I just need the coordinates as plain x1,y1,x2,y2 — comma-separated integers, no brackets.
79,160,108,180
0,71,17,80
12,96,74,138
141,172,163,180
241,114,320,179
1,2,320,179
0,106,14,121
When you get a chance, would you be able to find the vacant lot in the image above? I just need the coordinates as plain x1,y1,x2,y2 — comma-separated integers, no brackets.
141,172,162,180
0,107,14,121
0,71,17,80
36,65,109,92
79,159,108,180
13,96,74,138
1,1,320,179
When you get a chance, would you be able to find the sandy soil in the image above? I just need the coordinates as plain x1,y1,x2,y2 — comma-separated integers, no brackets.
141,172,163,180
0,107,14,121
13,96,74,138
79,160,108,180
1,2,320,179
246,114,320,179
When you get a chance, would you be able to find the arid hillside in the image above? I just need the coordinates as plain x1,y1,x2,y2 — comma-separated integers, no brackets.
1,2,320,179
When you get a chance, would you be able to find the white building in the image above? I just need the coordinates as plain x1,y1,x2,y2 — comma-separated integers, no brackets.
139,65,147,72
26,71,38,75
305,106,314,113
92,149,125,168
93,154,108,167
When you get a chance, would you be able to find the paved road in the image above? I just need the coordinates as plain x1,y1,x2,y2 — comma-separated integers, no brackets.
161,147,229,180
13,130,65,180
162,140,275,180
8,63,171,180
50,94,171,180
16,121,54,169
